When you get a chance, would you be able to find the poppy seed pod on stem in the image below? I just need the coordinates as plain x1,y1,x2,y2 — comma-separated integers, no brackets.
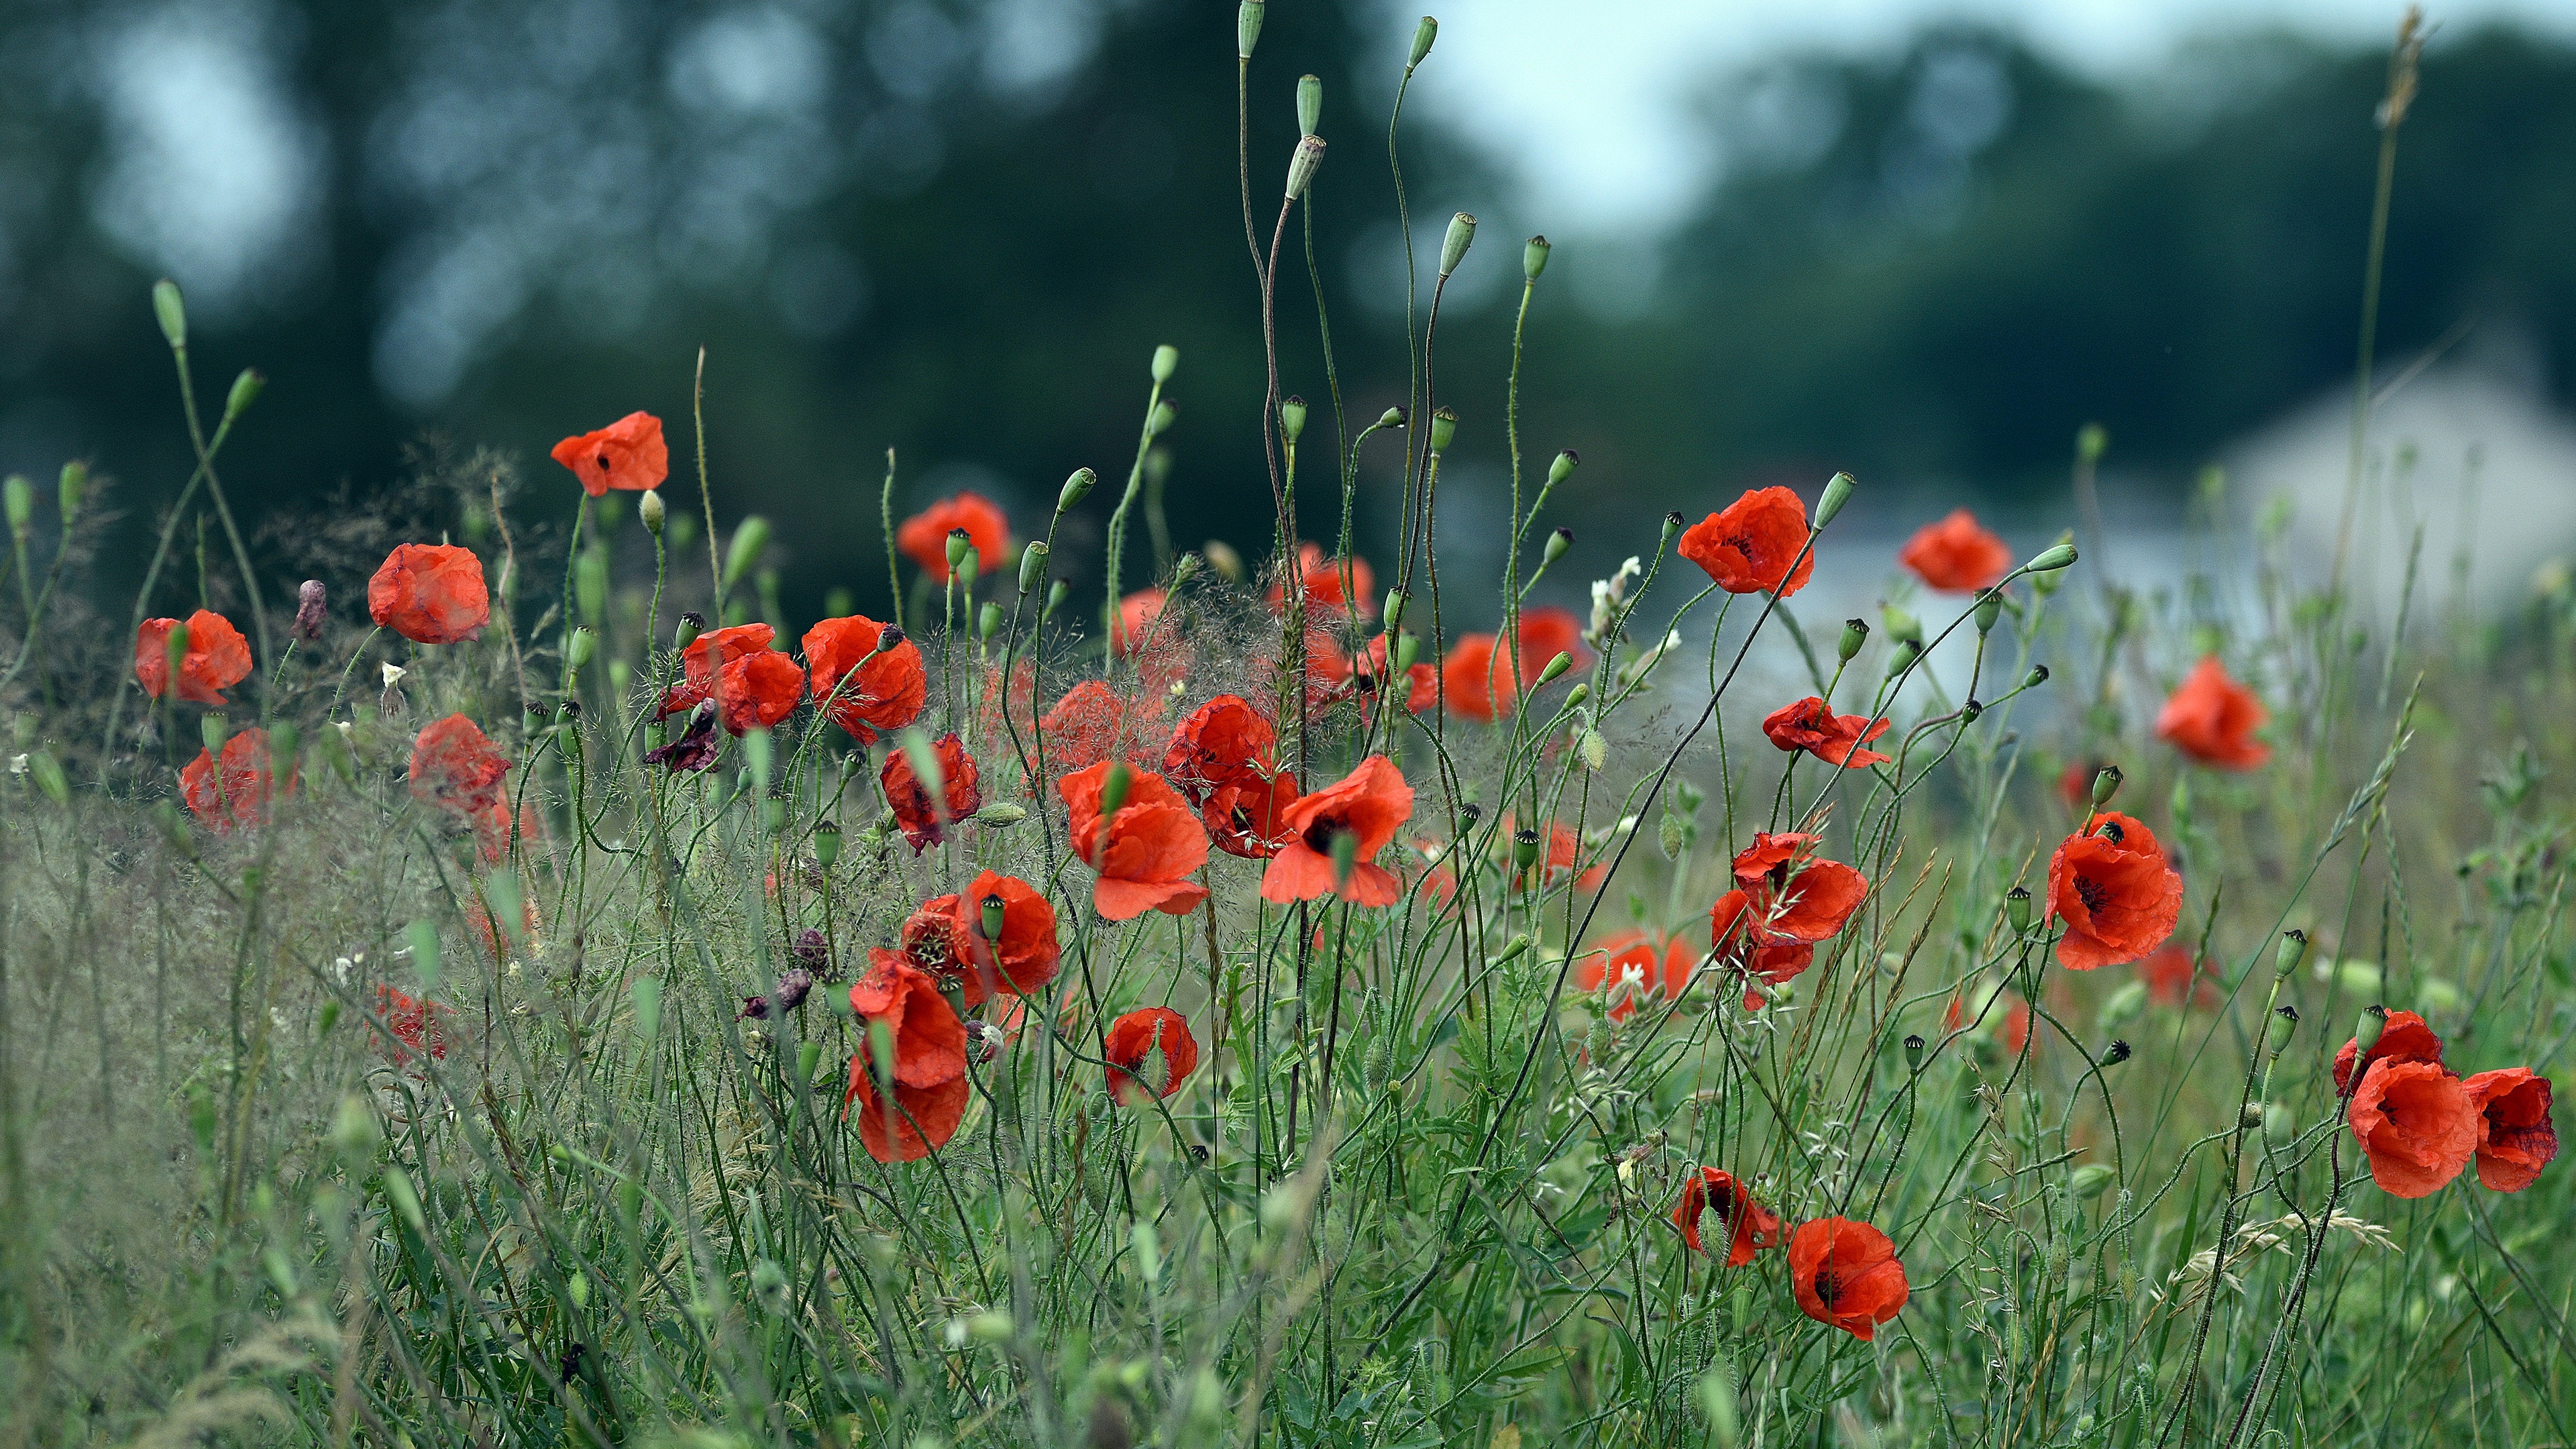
2268,1004,2299,1055
1019,541,1050,595
1815,472,1857,529
980,893,1006,943
1839,618,1869,662
1297,74,1322,137
1903,1034,1925,1069
1393,632,1419,674
1408,15,1437,69
2025,665,2050,689
2091,765,2123,807
1236,0,1263,58
2005,886,2033,934
813,820,842,869
1428,407,1457,454
152,278,186,350
1149,400,1178,436
224,369,264,425
1548,449,1578,487
2353,1005,2388,1056
1152,345,1179,383
2027,541,2079,575
1379,405,1407,429
1976,590,2004,635
1438,213,1476,278
1544,529,1572,567
2275,928,2309,977
1524,235,1550,280
1511,828,1540,872
1887,641,1922,677
945,529,972,572
1285,136,1326,200
1280,396,1307,441
1662,511,1684,549
2102,1039,2132,1065
1046,580,1068,618
58,461,85,523
977,602,1001,640
674,612,704,651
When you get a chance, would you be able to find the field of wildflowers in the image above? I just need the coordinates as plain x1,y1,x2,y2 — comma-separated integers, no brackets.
3,8,2571,1447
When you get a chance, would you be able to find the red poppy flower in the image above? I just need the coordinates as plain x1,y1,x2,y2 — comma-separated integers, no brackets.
715,649,804,735
1897,508,2012,592
2155,656,2270,770
1731,833,1868,943
1112,588,1169,657
368,543,490,645
2138,943,2220,1009
410,714,511,826
2045,812,2184,970
896,492,1009,583
1041,680,1164,780
1104,1007,1199,1104
1672,1167,1782,1267
845,949,971,1161
1261,755,1415,906
1762,697,1892,769
2349,1057,2478,1198
549,411,669,496
1353,635,1438,713
372,984,451,1065
659,623,773,716
1709,890,1819,1009
1061,763,1210,920
1944,987,2031,1055
2332,1010,2445,1093
1441,634,1517,721
1165,695,1299,859
883,733,981,853
1514,605,1593,681
803,615,928,745
134,609,253,705
1680,486,1815,597
1788,1218,1910,1340
1409,839,1461,916
1579,929,1699,1022
1267,543,1375,617
2463,1067,2557,1192
179,729,288,832
914,870,1060,1006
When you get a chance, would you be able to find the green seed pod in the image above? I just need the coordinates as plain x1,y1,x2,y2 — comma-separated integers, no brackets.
1285,135,1326,200
1661,510,1684,549
1020,540,1051,594
2069,1163,2117,1199
722,516,771,592
1975,590,2003,635
2032,529,2076,596
201,713,230,757
1838,617,1869,662
27,749,68,807
2274,929,2309,978
1523,235,1551,281
1547,448,1578,487
152,278,187,350
674,611,704,651
977,602,1002,640
1565,682,1589,709
1902,1033,1925,1070
1382,588,1408,632
57,461,87,524
1148,399,1179,435
2024,664,2049,689
2353,1007,2387,1055
1438,212,1477,278
1887,640,1922,677
944,527,972,572
1407,15,1437,69
1511,828,1540,871
639,488,665,535
2101,1039,2132,1066
2263,1102,2295,1144
1280,394,1308,441
1,475,27,533
567,627,597,671
224,368,265,423
1814,471,1857,529
1296,74,1322,137
1543,527,1572,567
1236,0,1264,59
1428,407,1457,454
2267,1004,2298,1056
1378,405,1407,429
268,721,300,775
2091,765,2123,807
1046,580,1068,617
1152,344,1179,384
2028,541,2078,575
1393,631,1419,674
814,820,843,869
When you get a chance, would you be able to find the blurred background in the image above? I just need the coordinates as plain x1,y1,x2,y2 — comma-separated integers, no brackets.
5,0,2575,633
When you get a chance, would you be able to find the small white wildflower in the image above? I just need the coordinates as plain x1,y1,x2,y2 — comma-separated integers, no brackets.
333,956,355,982
380,662,406,688
6,753,25,775
1587,556,1643,643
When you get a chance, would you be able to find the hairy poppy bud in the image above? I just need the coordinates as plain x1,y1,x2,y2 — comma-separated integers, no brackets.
1297,74,1322,136
2102,1039,2131,1066
1566,682,1589,709
1882,605,1922,645
2274,929,2308,978
1393,631,1419,674
1839,618,1869,662
1548,449,1578,488
57,461,85,523
1903,1033,1925,1069
1524,235,1551,281
812,821,842,869
1382,588,1408,632
639,488,665,535
1511,828,1540,872
1438,213,1476,278
567,627,597,670
973,802,1028,826
1493,932,1530,965
1280,395,1308,441
2354,1005,2387,1055
674,612,704,651
1536,651,1572,687
1148,400,1179,436
1428,407,1457,454
2027,540,2078,576
977,602,1002,640
1975,590,2003,635
224,369,264,424
1236,0,1264,58
292,580,326,641
2098,980,2147,1031
1285,135,1326,200
201,712,229,757
1,476,25,533
1046,580,1068,618
2005,885,2033,934
1056,470,1097,517
1019,540,1050,595
2090,764,2123,807
1814,471,1857,529
2262,1102,2294,1144
2267,1004,2298,1055
1407,15,1437,69
152,278,186,350
1099,763,1132,820
1152,344,1179,384
2032,529,2075,597
2070,1163,2116,1199
1543,528,1572,567
722,516,771,592
2025,664,2049,688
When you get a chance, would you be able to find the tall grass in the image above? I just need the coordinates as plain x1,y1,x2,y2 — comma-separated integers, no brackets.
3,8,2571,1448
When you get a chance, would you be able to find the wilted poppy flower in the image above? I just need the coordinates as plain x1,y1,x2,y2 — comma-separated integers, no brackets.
135,610,254,705
369,543,490,645
1062,762,1211,920
1441,634,1517,721
1262,755,1415,906
2333,1008,2445,1093
411,714,511,826
1353,635,1438,714
2155,656,2270,770
1579,929,1699,1022
896,492,1008,583
1165,694,1299,858
1731,833,1868,943
2464,1067,2557,1192
644,700,722,773
1788,1218,1909,1340
1680,486,1815,597
372,984,451,1065
883,734,981,853
1711,888,1821,1008
915,870,1060,1006
1042,680,1163,780
2349,1057,2478,1198
179,728,288,832
1267,543,1375,617
1944,985,2031,1055
1671,1167,1782,1267
1762,697,1892,769
2138,943,2220,1009
549,411,669,496
1112,588,1169,657
1898,508,2012,592
1104,1007,1199,1104
845,949,971,1161
2046,812,2184,970
803,616,927,745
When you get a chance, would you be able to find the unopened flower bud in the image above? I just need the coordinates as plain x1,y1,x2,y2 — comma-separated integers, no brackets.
639,488,665,535
224,369,265,423
813,821,842,869
2090,765,2123,807
674,612,704,651
1046,580,1069,616
972,802,1028,826
1152,344,1179,383
57,461,85,523
2267,1004,2299,1055
1407,15,1437,69
1536,651,1572,687
2274,929,2308,978
1838,618,1869,662
2005,886,2033,934
1882,605,1922,645
1280,395,1307,441
1236,0,1264,58
2102,1039,2132,1066
2076,422,2108,465
1,476,25,533
1393,631,1419,674
1382,588,1408,632
152,278,187,350
1379,405,1407,429
1296,74,1322,136
1428,407,1457,454
567,627,596,670
1543,528,1571,567
2070,1163,2118,1199
2024,664,2049,689
1059,468,1097,515
1815,472,1856,529
1286,135,1326,200
1547,449,1578,487
2262,1102,2294,1144
1438,212,1476,278
290,580,326,641
1975,590,2003,635
1020,540,1050,594
1523,235,1551,280
1566,682,1589,709
1148,399,1179,436
1888,640,1922,676
2028,541,2078,576
2033,530,2075,596
977,602,1001,640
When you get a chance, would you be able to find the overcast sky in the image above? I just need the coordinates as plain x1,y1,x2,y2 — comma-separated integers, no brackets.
1404,0,2576,229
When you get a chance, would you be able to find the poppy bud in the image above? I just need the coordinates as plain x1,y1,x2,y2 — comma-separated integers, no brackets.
1379,405,1407,429
1394,631,1419,674
1428,407,1457,454
1046,580,1069,618
2032,529,2075,597
722,516,771,592
1438,212,1476,278
813,820,842,869
1099,763,1132,820
567,627,597,670
2070,1163,2117,1199
1152,344,1179,384
1280,395,1308,441
152,278,186,350
1566,682,1589,709
1815,471,1857,529
1903,1033,1925,1069
1511,828,1540,872
1887,640,1921,676
1662,511,1684,548
2102,1039,2131,1066
224,368,264,424
26,749,66,807
977,602,1002,640
2027,540,2078,576
2273,929,2308,978
1149,399,1179,436
1382,588,1408,632
1407,15,1437,69
944,528,972,572
1536,651,1572,687
1544,528,1572,567
201,713,229,757
1286,135,1326,201
2024,664,2049,689
2090,765,2123,807
1547,449,1578,488
1236,0,1264,58
2076,422,2108,466
1524,235,1551,281
1201,539,1243,582
1016,540,1051,596
1,476,25,533
2353,1005,2387,1055
1493,933,1530,965
1329,828,1360,892
1821,618,1865,664
1297,74,1322,137
1882,605,1922,645
2098,980,2147,1031
877,623,906,655
1975,590,2003,635
674,612,704,651
2267,1004,2298,1055
58,461,85,523
2005,885,2033,934
973,802,1028,826
639,488,665,535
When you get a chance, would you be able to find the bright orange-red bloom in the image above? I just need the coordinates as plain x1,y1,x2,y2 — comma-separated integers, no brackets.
803,615,927,745
1440,634,1516,720
896,492,1009,583
1062,763,1210,920
2349,1057,2479,1198
1672,1167,1782,1267
1104,1007,1199,1104
1710,890,1817,1008
179,729,288,832
368,543,490,645
1580,929,1699,1022
1036,680,1155,780
1112,588,1168,657
912,870,1060,1006
845,949,971,1161
1680,486,1815,597
1897,508,2012,592
549,411,669,496
1731,833,1868,942
717,650,804,734
660,623,772,716
2332,1009,2444,1093
2156,656,2269,770
883,733,980,853
134,610,253,704
372,985,451,1065
1353,634,1438,713
1788,1218,1909,1339
1261,755,1414,906
1267,543,1375,617
2138,943,2220,1010
1762,697,1891,768
1165,695,1299,859
2045,812,2183,969
2464,1068,2557,1192
411,714,511,826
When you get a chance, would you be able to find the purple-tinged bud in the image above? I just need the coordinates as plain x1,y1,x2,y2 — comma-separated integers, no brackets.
771,968,816,1014
294,580,327,641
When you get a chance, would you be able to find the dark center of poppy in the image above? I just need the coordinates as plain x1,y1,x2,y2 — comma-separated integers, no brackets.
595,453,611,474
1708,1189,1735,1224
1302,818,1345,854
2074,876,2108,912
1813,1268,1842,1305
1725,533,1755,557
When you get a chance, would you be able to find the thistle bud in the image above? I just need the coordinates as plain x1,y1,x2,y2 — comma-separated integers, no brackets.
2098,981,2147,1031
1535,651,1572,687
1903,1033,1925,1069
1148,400,1179,436
2353,1006,2387,1055
1020,540,1051,594
1547,449,1578,488
1838,618,1869,662
1280,395,1308,441
1523,235,1551,281
224,369,265,424
1329,829,1360,892
2274,929,2308,979
1285,136,1326,201
639,488,665,535
2027,541,2078,576
2024,664,2049,689
977,602,1002,640
1543,527,1572,567
813,820,843,869
1382,588,1408,632
57,461,85,523
1,476,25,533
1152,344,1179,383
1511,828,1540,872
1975,590,2003,635
1407,15,1437,69
1379,405,1407,429
152,278,186,350
1428,407,1457,454
1236,0,1264,59
722,516,771,592
2102,1039,2131,1066
2267,1004,2298,1055
1099,763,1132,821
2090,765,2123,807
2004,886,2033,934
981,892,1007,941
1882,605,1922,645
1438,212,1477,278
674,612,704,651
945,528,972,571
1297,74,1322,137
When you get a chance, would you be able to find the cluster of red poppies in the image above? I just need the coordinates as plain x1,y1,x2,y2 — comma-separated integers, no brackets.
2336,1010,2557,1198
1670,1169,1911,1340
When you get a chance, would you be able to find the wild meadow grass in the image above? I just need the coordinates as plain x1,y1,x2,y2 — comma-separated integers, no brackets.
3,7,2571,1447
